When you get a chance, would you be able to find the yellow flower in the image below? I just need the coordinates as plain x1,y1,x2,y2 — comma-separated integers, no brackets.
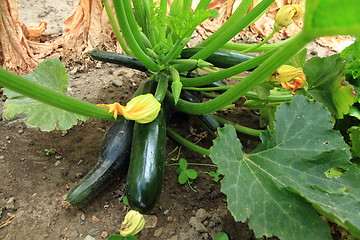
274,4,303,30
281,73,306,94
269,65,306,94
97,94,161,124
119,210,145,236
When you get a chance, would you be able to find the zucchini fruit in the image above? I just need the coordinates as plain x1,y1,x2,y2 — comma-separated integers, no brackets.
92,48,254,71
66,119,134,206
126,101,166,213
181,48,254,68
91,50,147,72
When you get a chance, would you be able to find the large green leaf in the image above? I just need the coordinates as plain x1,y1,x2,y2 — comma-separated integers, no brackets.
210,96,360,239
304,54,356,119
2,59,88,131
303,0,360,38
341,40,360,80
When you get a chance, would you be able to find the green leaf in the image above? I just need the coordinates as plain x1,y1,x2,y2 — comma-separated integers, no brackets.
167,9,218,38
210,96,360,239
108,235,124,240
122,196,129,205
303,0,360,38
341,40,360,79
349,126,360,158
2,59,88,131
179,158,188,170
304,54,356,119
213,232,229,240
186,169,198,180
178,171,188,184
286,48,307,68
124,235,138,240
209,171,221,182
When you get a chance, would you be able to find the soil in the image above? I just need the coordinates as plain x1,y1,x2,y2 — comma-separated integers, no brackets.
0,1,345,240
0,60,260,240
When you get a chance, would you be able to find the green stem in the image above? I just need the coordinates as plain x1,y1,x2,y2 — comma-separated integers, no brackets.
223,37,291,52
181,49,276,87
183,86,232,91
132,0,149,38
193,0,273,60
202,91,294,102
161,37,188,65
244,92,293,102
113,0,161,72
157,0,168,43
102,0,132,56
197,0,254,48
194,0,212,12
122,0,148,53
167,32,310,114
212,115,261,137
154,72,169,102
202,92,218,99
167,162,217,167
167,128,211,156
242,29,277,53
0,68,115,120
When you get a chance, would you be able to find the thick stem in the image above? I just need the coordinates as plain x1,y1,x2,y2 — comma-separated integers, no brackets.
242,29,277,53
223,38,291,52
102,0,133,56
181,49,276,87
197,0,255,48
167,32,309,114
154,72,169,102
0,68,114,120
113,0,161,72
167,128,211,156
212,115,261,137
193,0,273,60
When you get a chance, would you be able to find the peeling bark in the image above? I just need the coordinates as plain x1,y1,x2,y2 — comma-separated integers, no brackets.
0,0,116,74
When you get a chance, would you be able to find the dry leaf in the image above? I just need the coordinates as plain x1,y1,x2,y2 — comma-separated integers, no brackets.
27,21,48,38
316,36,355,53
91,215,101,223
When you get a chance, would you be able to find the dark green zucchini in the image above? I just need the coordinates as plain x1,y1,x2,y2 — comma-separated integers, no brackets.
181,48,254,68
91,50,147,72
66,119,134,206
126,106,166,213
92,48,254,72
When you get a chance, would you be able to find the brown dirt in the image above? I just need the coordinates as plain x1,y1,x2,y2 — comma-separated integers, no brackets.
0,1,347,240
0,61,262,240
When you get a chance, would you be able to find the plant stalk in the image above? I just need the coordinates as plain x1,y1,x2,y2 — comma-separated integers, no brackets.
0,68,115,120
167,32,310,114
167,128,211,156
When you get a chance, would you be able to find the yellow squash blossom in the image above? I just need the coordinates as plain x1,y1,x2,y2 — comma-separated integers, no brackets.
119,210,145,236
269,65,306,94
98,94,161,124
274,4,303,30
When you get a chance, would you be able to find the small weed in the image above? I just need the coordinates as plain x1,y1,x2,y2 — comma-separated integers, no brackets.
176,158,198,184
44,148,55,156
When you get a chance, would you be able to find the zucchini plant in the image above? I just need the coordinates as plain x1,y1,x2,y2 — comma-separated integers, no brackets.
1,0,360,239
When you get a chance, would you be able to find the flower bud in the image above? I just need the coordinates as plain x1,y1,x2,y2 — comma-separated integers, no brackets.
274,4,303,30
269,65,306,93
119,210,145,236
97,94,161,124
